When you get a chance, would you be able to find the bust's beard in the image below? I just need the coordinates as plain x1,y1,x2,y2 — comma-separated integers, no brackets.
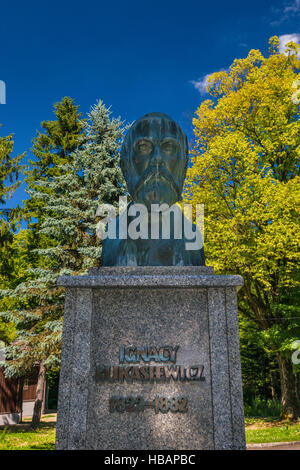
133,167,181,207
134,173,180,208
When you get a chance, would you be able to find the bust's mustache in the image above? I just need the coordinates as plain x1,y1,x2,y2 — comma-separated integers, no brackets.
133,165,181,202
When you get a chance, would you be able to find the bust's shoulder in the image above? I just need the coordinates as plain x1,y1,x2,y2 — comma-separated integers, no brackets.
101,236,121,266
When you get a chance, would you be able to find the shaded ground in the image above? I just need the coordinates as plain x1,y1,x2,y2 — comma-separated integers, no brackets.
22,413,57,423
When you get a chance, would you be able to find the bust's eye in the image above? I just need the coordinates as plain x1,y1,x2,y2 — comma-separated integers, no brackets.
135,140,153,155
161,140,178,155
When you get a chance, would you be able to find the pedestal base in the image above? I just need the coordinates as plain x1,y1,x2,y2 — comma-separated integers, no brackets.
55,267,245,450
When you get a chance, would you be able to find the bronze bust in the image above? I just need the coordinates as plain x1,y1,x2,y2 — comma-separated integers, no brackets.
101,112,205,266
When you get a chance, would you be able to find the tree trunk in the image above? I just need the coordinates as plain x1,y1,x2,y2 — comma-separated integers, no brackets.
276,352,299,420
269,372,276,401
30,361,46,430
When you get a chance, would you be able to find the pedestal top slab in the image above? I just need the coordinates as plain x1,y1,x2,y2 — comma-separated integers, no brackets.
57,266,243,289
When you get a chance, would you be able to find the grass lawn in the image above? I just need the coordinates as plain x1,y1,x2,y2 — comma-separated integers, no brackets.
0,415,56,450
1,414,300,449
245,417,300,444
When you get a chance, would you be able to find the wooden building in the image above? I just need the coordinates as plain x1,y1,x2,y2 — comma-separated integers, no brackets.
0,367,39,425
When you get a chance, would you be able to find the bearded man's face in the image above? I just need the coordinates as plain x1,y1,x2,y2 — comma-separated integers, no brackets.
122,115,187,209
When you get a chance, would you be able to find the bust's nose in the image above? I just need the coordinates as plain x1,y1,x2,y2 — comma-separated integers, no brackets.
150,143,163,167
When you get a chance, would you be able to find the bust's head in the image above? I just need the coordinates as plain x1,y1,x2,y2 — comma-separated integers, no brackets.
120,112,188,208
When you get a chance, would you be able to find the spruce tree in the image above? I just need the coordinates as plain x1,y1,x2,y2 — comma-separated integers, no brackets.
35,100,127,275
24,96,85,228
0,129,24,204
0,97,85,428
0,128,24,346
1,100,127,428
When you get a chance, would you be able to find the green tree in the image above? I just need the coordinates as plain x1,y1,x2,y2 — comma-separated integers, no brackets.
1,97,85,428
184,36,300,419
0,130,23,204
0,219,17,345
0,128,24,345
24,96,85,227
2,100,127,429
0,228,34,345
239,315,280,406
34,100,127,275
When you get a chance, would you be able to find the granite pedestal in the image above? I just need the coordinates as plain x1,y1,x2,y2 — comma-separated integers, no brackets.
55,266,246,450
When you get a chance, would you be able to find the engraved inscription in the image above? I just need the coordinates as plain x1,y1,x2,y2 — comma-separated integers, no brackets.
109,396,188,413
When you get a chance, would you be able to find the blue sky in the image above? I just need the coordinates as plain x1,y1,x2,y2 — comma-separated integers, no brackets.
1,0,300,210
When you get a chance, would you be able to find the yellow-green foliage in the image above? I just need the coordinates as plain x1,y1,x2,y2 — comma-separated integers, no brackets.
185,40,300,420
185,37,300,297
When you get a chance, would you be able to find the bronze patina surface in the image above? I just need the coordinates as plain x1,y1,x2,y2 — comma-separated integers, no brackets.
101,112,205,266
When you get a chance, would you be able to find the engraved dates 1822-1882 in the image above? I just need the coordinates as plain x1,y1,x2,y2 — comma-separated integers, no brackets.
109,396,188,414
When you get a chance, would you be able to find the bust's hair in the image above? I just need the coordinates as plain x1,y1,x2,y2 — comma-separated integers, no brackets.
120,112,189,180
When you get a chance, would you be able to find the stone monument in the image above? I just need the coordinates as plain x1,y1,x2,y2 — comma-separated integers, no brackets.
55,113,246,450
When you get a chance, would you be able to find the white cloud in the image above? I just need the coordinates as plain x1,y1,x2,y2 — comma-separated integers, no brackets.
284,0,300,14
191,35,300,98
270,1,300,25
190,74,211,95
278,33,300,57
